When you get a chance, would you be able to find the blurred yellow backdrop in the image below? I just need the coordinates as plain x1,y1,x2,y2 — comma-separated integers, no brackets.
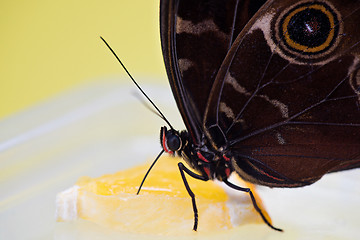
0,0,166,119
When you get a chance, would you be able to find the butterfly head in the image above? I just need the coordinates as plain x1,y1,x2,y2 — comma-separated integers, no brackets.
160,126,184,155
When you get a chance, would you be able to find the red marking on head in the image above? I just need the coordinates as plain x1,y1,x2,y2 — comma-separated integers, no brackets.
162,131,173,154
197,152,209,162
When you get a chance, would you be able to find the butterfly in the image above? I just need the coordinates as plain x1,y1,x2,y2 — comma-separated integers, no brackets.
156,0,360,232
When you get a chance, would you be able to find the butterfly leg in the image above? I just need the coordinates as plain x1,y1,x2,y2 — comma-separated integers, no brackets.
178,162,208,231
223,179,283,232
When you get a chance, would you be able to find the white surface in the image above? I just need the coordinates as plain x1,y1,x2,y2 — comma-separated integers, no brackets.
0,79,359,239
0,79,181,239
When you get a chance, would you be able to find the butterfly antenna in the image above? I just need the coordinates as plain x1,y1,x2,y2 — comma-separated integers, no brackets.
136,149,165,195
100,36,174,130
132,92,164,119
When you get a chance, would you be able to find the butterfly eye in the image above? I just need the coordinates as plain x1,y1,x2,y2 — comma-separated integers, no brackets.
165,132,182,152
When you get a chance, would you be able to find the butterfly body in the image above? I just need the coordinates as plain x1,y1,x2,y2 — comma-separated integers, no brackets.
157,0,360,231
161,0,360,187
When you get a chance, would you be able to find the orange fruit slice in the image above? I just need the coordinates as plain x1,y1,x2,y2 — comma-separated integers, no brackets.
56,156,271,235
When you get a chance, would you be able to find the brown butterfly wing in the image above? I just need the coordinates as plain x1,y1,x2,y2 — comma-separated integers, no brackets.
203,0,360,187
160,0,267,144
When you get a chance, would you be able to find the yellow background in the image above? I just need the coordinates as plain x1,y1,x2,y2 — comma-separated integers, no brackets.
0,0,165,119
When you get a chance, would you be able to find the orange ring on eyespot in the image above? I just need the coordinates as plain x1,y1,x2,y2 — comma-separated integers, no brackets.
282,4,335,53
